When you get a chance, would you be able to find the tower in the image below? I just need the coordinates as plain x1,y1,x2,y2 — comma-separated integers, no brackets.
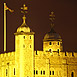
14,4,35,77
43,12,63,54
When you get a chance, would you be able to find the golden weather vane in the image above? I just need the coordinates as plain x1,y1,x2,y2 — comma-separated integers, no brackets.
49,12,55,28
21,4,28,26
21,4,28,15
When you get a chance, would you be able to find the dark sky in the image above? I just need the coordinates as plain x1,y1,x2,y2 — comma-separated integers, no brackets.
0,0,77,51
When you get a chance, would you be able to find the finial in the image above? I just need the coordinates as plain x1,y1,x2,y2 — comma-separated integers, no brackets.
21,4,28,26
49,12,55,28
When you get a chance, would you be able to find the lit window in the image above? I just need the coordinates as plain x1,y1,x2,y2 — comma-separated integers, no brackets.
43,71,45,75
50,71,51,75
41,71,42,75
71,72,74,77
36,70,38,74
52,71,54,75
23,36,25,39
58,42,59,45
6,69,7,76
14,68,15,75
30,36,31,39
49,42,51,45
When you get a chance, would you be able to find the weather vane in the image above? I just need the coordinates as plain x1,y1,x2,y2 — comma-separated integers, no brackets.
20,4,28,26
21,4,28,15
49,12,55,28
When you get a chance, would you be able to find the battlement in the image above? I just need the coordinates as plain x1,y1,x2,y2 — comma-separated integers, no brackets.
34,50,77,58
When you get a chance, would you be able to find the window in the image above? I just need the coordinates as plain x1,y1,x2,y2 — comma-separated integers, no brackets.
23,45,25,48
21,31,23,32
58,42,59,45
34,70,35,75
57,49,59,53
72,52,74,56
23,36,25,39
30,45,31,48
30,36,31,39
41,71,42,75
49,42,51,45
71,72,74,77
43,71,45,75
14,68,15,75
36,51,38,55
52,71,54,75
36,70,38,74
6,69,7,76
65,52,67,56
50,71,51,75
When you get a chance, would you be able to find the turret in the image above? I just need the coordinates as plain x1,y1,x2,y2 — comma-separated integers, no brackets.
43,12,63,55
14,4,34,77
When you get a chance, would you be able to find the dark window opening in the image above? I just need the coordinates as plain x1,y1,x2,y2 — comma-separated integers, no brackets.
43,71,45,75
41,71,42,75
30,45,31,48
57,49,59,53
36,51,38,55
52,71,54,75
21,31,23,32
6,69,7,76
23,36,25,39
36,70,38,74
58,42,59,45
71,72,74,77
72,52,74,56
34,70,35,75
30,36,31,39
65,52,67,56
49,42,51,45
14,68,15,75
50,71,51,75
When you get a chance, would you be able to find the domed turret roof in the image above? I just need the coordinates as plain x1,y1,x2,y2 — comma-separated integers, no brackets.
17,16,30,33
44,28,61,40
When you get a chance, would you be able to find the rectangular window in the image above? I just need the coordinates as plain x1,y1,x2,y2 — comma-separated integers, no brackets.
52,71,54,75
58,42,59,45
34,70,35,75
23,36,25,39
30,36,31,39
57,49,59,53
50,71,51,75
14,68,15,75
43,71,45,75
6,69,7,76
49,42,51,45
36,70,38,74
30,45,31,48
36,51,38,55
41,71,42,75
23,45,25,48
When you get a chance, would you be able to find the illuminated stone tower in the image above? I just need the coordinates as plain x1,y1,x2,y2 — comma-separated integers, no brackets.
14,4,34,77
43,12,63,54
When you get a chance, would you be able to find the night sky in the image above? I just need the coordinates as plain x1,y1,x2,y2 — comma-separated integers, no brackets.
0,0,77,51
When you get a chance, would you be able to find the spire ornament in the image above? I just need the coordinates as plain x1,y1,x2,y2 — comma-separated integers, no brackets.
49,12,55,28
21,4,28,26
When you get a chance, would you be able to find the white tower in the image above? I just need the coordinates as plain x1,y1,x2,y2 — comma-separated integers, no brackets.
14,4,35,77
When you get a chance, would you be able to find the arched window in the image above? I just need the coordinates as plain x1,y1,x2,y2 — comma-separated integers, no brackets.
71,72,74,77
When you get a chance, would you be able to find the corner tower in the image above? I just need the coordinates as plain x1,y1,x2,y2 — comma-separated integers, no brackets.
43,12,63,54
14,4,34,77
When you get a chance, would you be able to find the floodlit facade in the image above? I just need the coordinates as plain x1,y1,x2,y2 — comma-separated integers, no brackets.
0,4,77,77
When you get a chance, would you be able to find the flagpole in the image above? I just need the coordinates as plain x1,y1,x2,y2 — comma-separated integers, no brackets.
4,3,6,51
